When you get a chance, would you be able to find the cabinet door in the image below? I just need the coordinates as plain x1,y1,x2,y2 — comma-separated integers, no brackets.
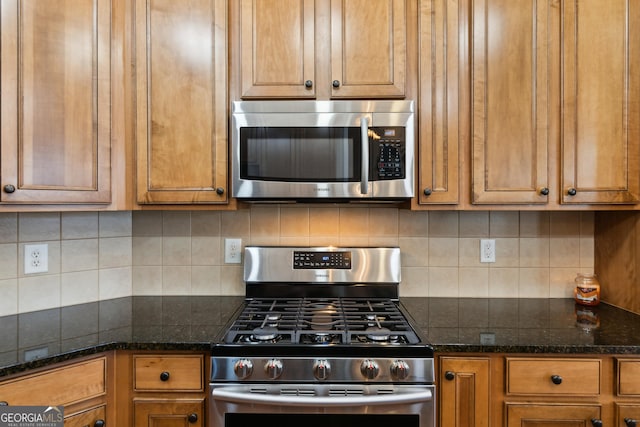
135,0,228,204
471,0,550,204
417,0,459,204
239,0,315,98
330,0,406,98
561,0,640,204
439,357,490,427
506,404,601,427
0,0,111,204
616,404,640,427
134,399,204,427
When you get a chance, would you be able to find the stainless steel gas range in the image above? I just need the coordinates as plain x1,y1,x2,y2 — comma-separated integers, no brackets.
210,246,435,427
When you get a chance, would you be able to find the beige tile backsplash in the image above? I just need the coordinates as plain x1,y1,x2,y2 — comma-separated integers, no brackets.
0,209,594,315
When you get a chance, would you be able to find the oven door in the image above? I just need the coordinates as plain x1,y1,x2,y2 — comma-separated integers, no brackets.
210,383,435,427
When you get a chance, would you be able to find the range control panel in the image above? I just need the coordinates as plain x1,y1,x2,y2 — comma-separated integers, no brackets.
371,127,406,180
293,251,352,269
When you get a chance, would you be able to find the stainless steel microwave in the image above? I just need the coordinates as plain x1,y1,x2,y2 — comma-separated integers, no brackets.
231,100,415,202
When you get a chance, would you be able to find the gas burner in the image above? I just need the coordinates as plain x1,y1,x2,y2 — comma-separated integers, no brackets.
252,326,280,341
366,326,392,342
306,332,341,344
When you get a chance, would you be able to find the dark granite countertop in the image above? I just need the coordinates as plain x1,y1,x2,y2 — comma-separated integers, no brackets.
1,296,639,378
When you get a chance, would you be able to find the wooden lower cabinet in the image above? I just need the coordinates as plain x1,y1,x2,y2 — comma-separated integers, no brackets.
505,404,601,427
616,404,640,427
134,399,204,427
438,356,491,427
116,351,208,427
437,354,640,427
0,354,112,426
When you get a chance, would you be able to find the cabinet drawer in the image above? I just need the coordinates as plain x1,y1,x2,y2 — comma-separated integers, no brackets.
617,359,640,395
134,355,204,392
0,357,106,406
506,357,601,395
65,405,106,427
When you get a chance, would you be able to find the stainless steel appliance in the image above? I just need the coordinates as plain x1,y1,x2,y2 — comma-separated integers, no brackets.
231,101,415,201
210,246,435,427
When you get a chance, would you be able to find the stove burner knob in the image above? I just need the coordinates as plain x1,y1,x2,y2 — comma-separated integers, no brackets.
313,359,331,381
233,359,254,379
265,359,284,379
360,359,380,380
390,360,411,380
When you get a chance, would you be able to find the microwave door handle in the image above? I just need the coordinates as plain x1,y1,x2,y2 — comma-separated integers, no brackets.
360,116,369,195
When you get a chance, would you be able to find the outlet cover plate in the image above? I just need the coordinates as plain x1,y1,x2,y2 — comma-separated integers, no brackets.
224,238,242,264
24,243,48,274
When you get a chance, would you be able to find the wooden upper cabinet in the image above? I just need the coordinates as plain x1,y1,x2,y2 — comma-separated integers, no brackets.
561,0,640,204
471,0,551,205
239,0,316,98
417,0,459,204
237,0,406,99
0,0,111,204
330,0,406,98
135,0,228,204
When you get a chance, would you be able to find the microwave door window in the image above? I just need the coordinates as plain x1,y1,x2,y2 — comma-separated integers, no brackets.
240,128,361,182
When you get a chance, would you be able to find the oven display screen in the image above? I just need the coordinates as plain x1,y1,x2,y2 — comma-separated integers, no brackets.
293,251,351,269
226,414,419,427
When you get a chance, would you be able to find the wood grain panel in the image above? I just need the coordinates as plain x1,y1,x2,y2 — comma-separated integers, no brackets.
0,357,106,406
617,359,640,395
65,405,106,427
418,0,460,204
562,0,640,203
134,355,204,392
330,0,406,98
506,404,601,427
439,357,490,427
471,0,549,204
135,0,228,204
134,399,204,427
240,0,315,98
594,211,640,314
1,0,111,203
506,358,601,395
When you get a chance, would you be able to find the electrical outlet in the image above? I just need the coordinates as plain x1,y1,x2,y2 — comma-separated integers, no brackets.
224,238,242,264
480,239,496,263
24,243,49,274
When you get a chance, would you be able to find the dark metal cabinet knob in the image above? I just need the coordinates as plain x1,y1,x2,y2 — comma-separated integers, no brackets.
215,187,224,195
590,419,603,427
159,371,170,381
567,187,577,196
188,413,198,423
94,420,105,427
305,80,313,88
3,184,15,193
423,188,432,196
332,80,340,88
539,187,549,196
550,374,562,385
444,371,455,381
625,418,638,427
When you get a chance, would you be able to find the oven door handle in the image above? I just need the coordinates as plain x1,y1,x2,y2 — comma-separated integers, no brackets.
211,387,432,407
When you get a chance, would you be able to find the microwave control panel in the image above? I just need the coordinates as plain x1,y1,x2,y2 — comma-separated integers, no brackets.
370,127,406,180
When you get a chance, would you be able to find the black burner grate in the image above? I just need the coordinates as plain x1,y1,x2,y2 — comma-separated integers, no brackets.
223,298,421,345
